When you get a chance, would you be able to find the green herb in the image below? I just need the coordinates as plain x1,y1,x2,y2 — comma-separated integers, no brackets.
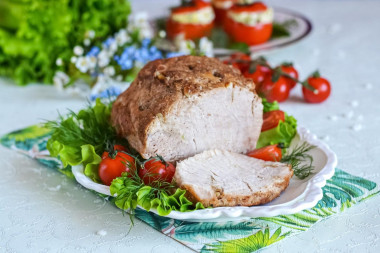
110,172,204,217
281,143,316,179
228,42,250,54
46,99,117,181
0,0,131,85
271,20,298,39
256,114,297,149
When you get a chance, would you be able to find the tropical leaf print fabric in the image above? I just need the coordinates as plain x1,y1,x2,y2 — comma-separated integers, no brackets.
1,125,379,253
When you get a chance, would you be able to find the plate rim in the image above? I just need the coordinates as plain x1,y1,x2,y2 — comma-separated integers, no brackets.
72,126,337,222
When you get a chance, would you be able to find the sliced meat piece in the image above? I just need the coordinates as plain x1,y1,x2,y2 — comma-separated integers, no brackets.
111,55,263,162
174,149,293,207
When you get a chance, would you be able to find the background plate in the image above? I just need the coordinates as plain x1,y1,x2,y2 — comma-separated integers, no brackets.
72,126,337,222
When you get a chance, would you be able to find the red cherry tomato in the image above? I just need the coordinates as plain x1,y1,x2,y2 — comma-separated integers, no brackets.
167,0,214,40
99,152,135,186
243,64,272,90
261,110,285,132
302,77,331,103
102,145,127,159
223,53,251,73
280,64,299,89
138,158,176,185
247,144,282,162
259,76,290,103
224,2,272,45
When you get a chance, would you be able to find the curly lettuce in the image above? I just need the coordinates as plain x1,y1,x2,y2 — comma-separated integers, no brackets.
257,99,297,149
111,176,205,216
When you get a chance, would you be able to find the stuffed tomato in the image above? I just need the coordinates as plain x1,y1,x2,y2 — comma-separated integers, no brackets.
167,0,215,40
211,0,236,25
224,1,273,45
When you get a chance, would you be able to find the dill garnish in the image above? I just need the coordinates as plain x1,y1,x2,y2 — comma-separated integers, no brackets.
281,143,316,179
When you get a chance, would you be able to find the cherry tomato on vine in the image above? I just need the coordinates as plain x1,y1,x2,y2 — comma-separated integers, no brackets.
261,110,285,132
102,144,127,159
223,53,251,73
139,158,176,185
259,76,290,103
243,64,272,89
247,144,282,162
99,151,135,186
302,76,331,103
280,64,299,89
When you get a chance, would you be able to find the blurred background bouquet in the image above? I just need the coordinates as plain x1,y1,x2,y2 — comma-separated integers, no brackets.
0,0,213,99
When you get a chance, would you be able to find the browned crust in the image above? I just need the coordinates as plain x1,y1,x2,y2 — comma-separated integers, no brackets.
111,55,256,154
179,165,293,208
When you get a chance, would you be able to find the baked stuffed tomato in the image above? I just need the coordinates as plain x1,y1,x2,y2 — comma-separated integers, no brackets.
211,0,236,25
167,0,215,40
224,1,273,45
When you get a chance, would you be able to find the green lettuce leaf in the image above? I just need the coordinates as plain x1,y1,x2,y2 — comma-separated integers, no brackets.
110,176,205,216
262,98,280,113
256,114,297,149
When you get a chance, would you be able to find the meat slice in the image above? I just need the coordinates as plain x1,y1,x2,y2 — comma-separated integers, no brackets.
174,149,293,207
111,56,263,162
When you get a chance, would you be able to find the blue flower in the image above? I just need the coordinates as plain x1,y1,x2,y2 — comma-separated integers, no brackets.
141,38,151,48
90,86,122,101
166,51,186,58
103,37,116,48
87,46,100,57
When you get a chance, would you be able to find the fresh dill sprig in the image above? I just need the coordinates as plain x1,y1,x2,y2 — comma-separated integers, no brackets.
281,142,316,179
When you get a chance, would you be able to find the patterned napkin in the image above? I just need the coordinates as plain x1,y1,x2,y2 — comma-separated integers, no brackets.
1,125,379,253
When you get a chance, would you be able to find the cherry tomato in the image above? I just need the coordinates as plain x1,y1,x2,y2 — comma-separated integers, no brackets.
302,76,331,103
224,2,272,45
243,64,272,90
99,152,135,186
223,53,251,73
139,158,176,185
167,0,214,40
247,144,282,162
259,76,290,103
261,110,285,132
280,64,299,89
102,144,127,159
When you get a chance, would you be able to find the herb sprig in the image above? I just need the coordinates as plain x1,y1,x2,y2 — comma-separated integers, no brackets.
281,143,316,179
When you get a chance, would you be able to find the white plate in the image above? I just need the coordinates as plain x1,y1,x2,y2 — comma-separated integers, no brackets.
213,7,313,56
72,127,337,222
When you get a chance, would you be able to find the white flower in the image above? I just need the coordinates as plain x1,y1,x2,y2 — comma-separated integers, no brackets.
88,30,95,39
103,66,115,77
129,12,154,39
109,41,118,54
84,38,91,46
87,56,97,70
55,58,63,66
70,56,78,63
97,50,110,68
73,45,84,56
53,71,70,91
115,29,130,46
75,56,90,73
115,75,123,82
175,35,196,55
199,37,214,57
